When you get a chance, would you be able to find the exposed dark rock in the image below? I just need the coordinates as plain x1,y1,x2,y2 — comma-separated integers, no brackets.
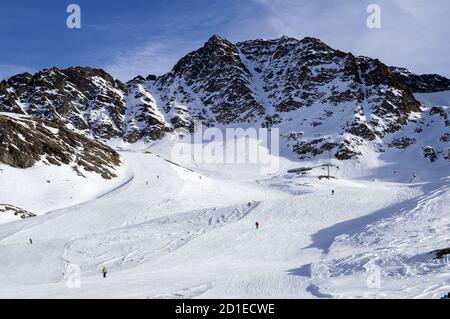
440,133,450,143
334,139,362,160
389,137,417,149
422,146,438,162
390,67,450,93
292,138,340,159
346,122,377,141
434,248,450,259
0,114,121,179
0,204,36,220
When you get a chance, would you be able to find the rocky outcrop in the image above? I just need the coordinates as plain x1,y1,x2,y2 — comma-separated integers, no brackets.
390,67,450,93
0,114,122,179
155,35,265,126
0,204,35,220
123,76,170,143
0,67,127,139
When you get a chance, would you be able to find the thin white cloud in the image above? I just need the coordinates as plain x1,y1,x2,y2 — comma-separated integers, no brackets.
234,0,450,77
100,0,449,81
103,39,201,82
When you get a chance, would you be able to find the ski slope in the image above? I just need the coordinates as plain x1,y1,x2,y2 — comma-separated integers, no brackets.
0,146,448,299
0,160,132,221
0,122,449,298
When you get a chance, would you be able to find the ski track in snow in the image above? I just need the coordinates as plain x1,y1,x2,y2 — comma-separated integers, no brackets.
310,181,450,299
63,203,260,274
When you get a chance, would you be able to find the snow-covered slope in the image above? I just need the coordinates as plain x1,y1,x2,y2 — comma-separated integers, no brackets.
312,177,450,299
0,157,131,218
0,126,448,298
0,113,131,220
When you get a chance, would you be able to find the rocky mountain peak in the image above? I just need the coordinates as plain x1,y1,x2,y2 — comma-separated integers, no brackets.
205,34,232,46
171,34,242,77
1,35,449,164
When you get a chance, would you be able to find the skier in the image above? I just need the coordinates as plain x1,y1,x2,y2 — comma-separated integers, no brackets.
101,266,108,279
331,189,335,196
157,175,159,180
146,181,149,185
255,222,259,230
29,238,32,244
247,202,252,207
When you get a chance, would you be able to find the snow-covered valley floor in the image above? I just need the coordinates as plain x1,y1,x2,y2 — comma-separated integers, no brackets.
0,143,448,299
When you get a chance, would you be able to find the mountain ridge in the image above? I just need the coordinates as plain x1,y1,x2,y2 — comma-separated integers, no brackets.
1,35,449,165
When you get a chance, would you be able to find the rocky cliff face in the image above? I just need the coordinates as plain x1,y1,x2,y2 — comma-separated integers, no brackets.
155,35,265,126
146,35,426,160
1,35,449,163
0,67,127,140
390,67,450,93
0,114,122,178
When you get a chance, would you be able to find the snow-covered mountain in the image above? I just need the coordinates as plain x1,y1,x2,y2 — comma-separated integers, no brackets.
0,35,449,299
1,35,449,163
0,67,127,140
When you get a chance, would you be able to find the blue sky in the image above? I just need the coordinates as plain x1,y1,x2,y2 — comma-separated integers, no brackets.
1,0,449,81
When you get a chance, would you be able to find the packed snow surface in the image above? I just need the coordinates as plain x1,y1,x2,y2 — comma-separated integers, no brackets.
0,104,449,298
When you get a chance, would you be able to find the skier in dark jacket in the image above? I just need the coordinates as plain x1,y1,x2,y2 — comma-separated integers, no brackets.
255,222,259,230
331,189,335,196
101,267,108,278
29,238,32,244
